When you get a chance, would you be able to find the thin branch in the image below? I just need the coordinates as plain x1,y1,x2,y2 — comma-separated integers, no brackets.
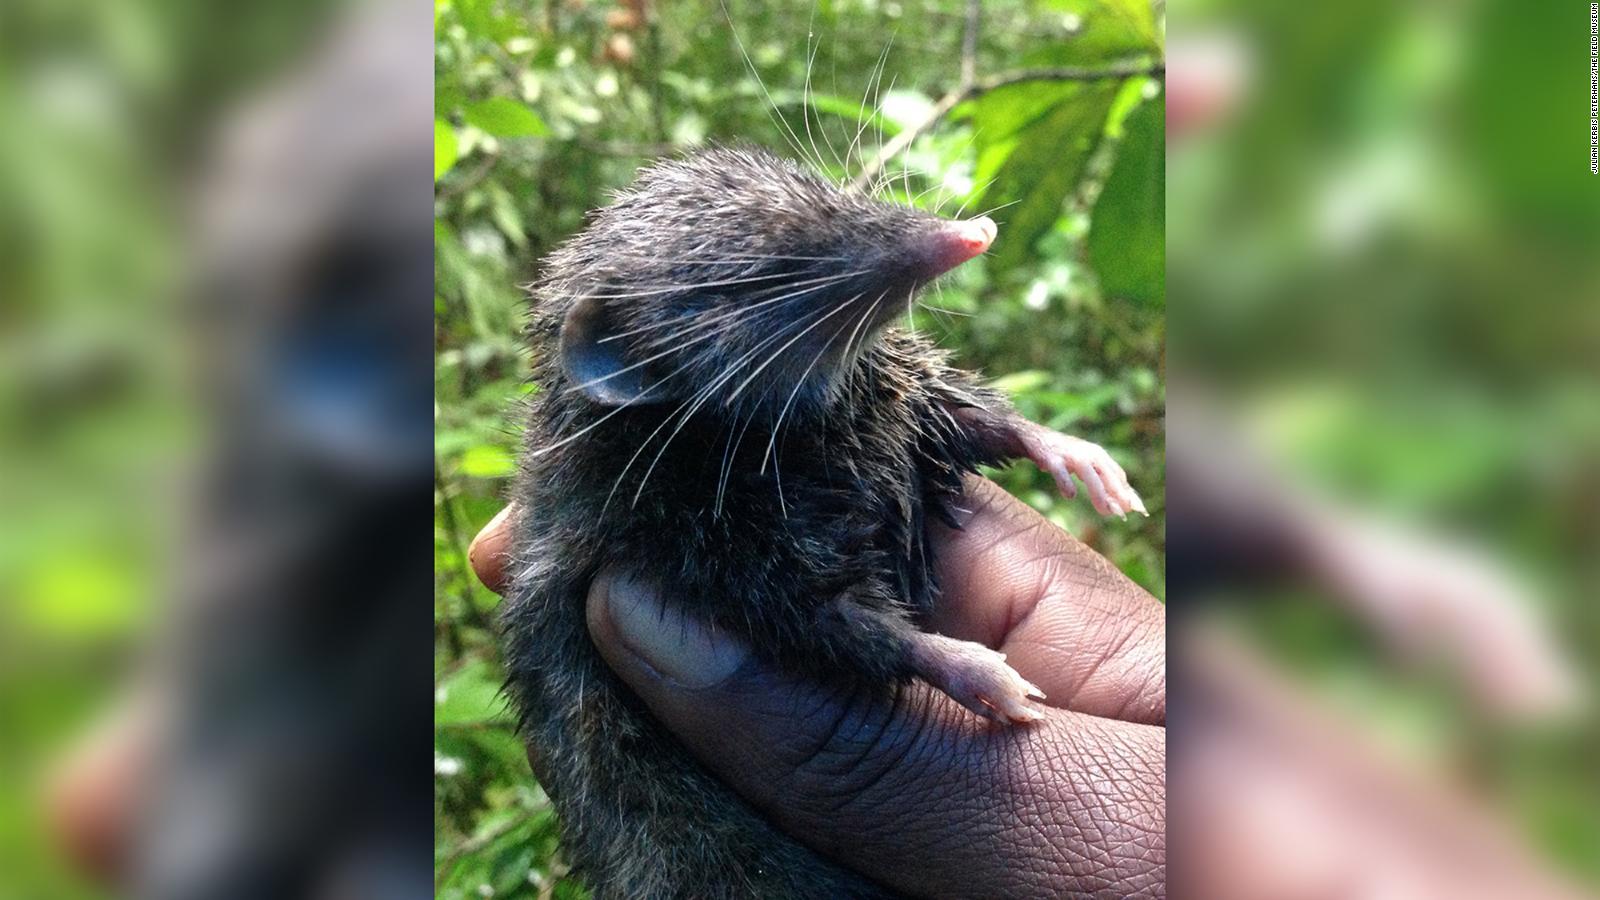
849,58,1166,192
959,0,981,87
851,87,967,191
976,62,1166,93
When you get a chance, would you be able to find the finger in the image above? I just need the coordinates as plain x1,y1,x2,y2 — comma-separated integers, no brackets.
468,504,517,595
44,691,163,885
587,573,1166,899
1179,629,1587,900
929,477,1166,724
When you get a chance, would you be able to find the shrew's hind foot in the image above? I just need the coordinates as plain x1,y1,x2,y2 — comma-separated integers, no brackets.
906,631,1047,725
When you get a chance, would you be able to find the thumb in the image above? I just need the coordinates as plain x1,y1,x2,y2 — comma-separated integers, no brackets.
585,570,1165,899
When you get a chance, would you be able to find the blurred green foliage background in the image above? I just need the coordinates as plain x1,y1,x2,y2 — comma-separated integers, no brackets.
1,1,346,895
434,0,1165,894
1169,0,1600,889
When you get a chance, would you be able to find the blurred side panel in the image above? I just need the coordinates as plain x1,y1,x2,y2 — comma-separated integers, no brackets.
1167,0,1600,897
0,0,435,897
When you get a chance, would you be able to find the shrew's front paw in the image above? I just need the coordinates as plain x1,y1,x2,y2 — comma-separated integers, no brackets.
1019,426,1147,519
906,631,1047,725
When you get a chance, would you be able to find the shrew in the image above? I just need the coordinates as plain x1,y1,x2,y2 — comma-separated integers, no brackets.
501,145,1145,899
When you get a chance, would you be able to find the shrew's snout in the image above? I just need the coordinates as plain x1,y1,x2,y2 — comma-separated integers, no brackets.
907,216,996,282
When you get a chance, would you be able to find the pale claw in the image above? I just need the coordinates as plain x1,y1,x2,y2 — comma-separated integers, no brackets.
907,632,1047,725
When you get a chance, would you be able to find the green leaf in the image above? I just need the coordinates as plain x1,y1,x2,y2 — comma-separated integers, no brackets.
436,660,510,726
989,370,1053,395
1042,384,1124,428
454,0,522,43
434,119,458,181
1103,75,1153,138
487,182,527,247
465,97,549,138
975,82,1120,274
459,444,516,478
1088,95,1164,306
964,81,1079,144
1042,0,1162,60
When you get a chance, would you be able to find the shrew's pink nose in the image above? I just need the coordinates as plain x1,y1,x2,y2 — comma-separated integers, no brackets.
915,216,997,279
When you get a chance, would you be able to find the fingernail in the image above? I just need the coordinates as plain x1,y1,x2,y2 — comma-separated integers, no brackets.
602,575,749,690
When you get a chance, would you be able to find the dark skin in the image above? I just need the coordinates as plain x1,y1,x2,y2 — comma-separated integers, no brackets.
471,475,1167,897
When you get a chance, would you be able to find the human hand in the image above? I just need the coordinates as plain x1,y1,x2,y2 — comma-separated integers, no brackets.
470,476,1166,898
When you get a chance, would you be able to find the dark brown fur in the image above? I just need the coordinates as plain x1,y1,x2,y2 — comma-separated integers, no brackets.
501,147,1022,898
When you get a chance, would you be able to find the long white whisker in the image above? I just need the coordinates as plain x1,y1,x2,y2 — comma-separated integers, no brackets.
713,401,760,518
607,251,850,265
628,299,789,356
848,36,895,183
920,299,971,318
835,291,883,388
598,268,868,346
952,175,999,219
574,267,835,302
722,291,862,406
528,384,657,457
601,387,707,519
599,304,826,518
535,300,775,459
871,164,927,200
800,11,840,177
823,30,855,181
628,299,846,508
972,197,1023,220
718,0,821,171
560,307,767,400
761,298,872,477
873,67,900,182
931,131,986,217
620,274,862,358
757,292,868,516
560,297,776,402
869,73,902,200
911,180,946,208
886,73,915,204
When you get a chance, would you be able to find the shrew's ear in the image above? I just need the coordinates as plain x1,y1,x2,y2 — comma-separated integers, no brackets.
558,295,663,406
